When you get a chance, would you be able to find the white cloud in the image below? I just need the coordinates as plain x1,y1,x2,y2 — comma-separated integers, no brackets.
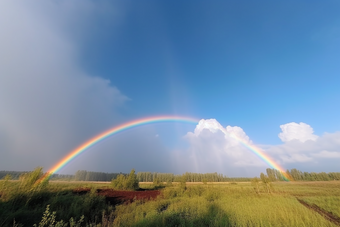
175,120,340,176
190,119,251,144
265,125,340,168
177,119,266,176
278,122,318,142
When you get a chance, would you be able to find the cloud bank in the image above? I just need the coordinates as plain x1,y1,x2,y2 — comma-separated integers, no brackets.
0,1,176,175
0,1,128,171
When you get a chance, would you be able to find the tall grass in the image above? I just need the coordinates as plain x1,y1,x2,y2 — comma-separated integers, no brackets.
0,169,108,226
301,196,340,218
110,184,338,227
1,172,340,226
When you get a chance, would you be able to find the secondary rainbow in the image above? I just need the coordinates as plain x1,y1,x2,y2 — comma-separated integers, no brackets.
39,116,291,183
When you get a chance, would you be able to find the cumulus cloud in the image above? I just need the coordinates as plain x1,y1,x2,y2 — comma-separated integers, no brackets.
265,124,340,171
174,119,266,176
278,122,318,142
192,119,251,145
173,120,340,176
0,1,128,172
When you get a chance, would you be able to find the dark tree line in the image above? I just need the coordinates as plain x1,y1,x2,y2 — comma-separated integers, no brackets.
0,171,28,180
49,174,74,180
74,170,126,181
137,172,251,182
0,170,127,182
265,168,340,181
3,169,339,182
0,170,252,182
0,171,72,181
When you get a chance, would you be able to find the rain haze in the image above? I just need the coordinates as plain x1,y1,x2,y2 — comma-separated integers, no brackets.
1,1,340,177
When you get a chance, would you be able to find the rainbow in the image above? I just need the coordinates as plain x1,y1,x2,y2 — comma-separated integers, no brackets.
38,116,291,183
225,133,291,180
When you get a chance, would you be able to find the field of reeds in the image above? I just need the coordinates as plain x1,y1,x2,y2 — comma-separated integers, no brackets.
0,168,339,227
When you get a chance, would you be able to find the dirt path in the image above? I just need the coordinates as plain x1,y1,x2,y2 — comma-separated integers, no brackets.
297,198,340,226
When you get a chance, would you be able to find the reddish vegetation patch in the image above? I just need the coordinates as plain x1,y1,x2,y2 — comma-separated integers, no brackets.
73,188,91,195
73,188,160,205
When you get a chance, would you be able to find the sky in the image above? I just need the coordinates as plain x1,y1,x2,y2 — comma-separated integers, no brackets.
1,1,340,177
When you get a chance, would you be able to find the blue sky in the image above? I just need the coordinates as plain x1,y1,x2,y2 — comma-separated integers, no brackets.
1,1,340,176
79,1,340,142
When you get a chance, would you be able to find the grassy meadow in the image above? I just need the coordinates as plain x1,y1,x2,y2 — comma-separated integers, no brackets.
0,170,340,226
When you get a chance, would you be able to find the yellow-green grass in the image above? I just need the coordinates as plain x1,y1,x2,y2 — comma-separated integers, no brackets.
2,178,340,226
301,196,340,218
112,183,339,227
273,181,340,197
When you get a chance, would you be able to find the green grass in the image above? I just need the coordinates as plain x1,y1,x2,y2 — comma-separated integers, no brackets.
110,184,338,227
0,180,109,226
301,196,340,218
1,176,340,226
273,181,340,197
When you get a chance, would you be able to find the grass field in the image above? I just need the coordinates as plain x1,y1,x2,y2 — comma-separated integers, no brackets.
1,176,340,226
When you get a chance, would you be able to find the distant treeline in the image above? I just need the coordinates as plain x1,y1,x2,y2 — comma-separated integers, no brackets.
0,171,28,180
2,169,340,182
266,168,340,181
49,174,75,181
0,170,123,182
137,172,251,182
72,171,240,182
0,170,249,182
74,170,126,181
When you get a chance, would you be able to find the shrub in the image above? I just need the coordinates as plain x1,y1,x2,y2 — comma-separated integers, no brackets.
153,177,163,187
112,174,126,190
19,167,49,192
111,169,139,191
179,175,187,191
166,179,173,187
125,169,139,191
260,173,273,193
